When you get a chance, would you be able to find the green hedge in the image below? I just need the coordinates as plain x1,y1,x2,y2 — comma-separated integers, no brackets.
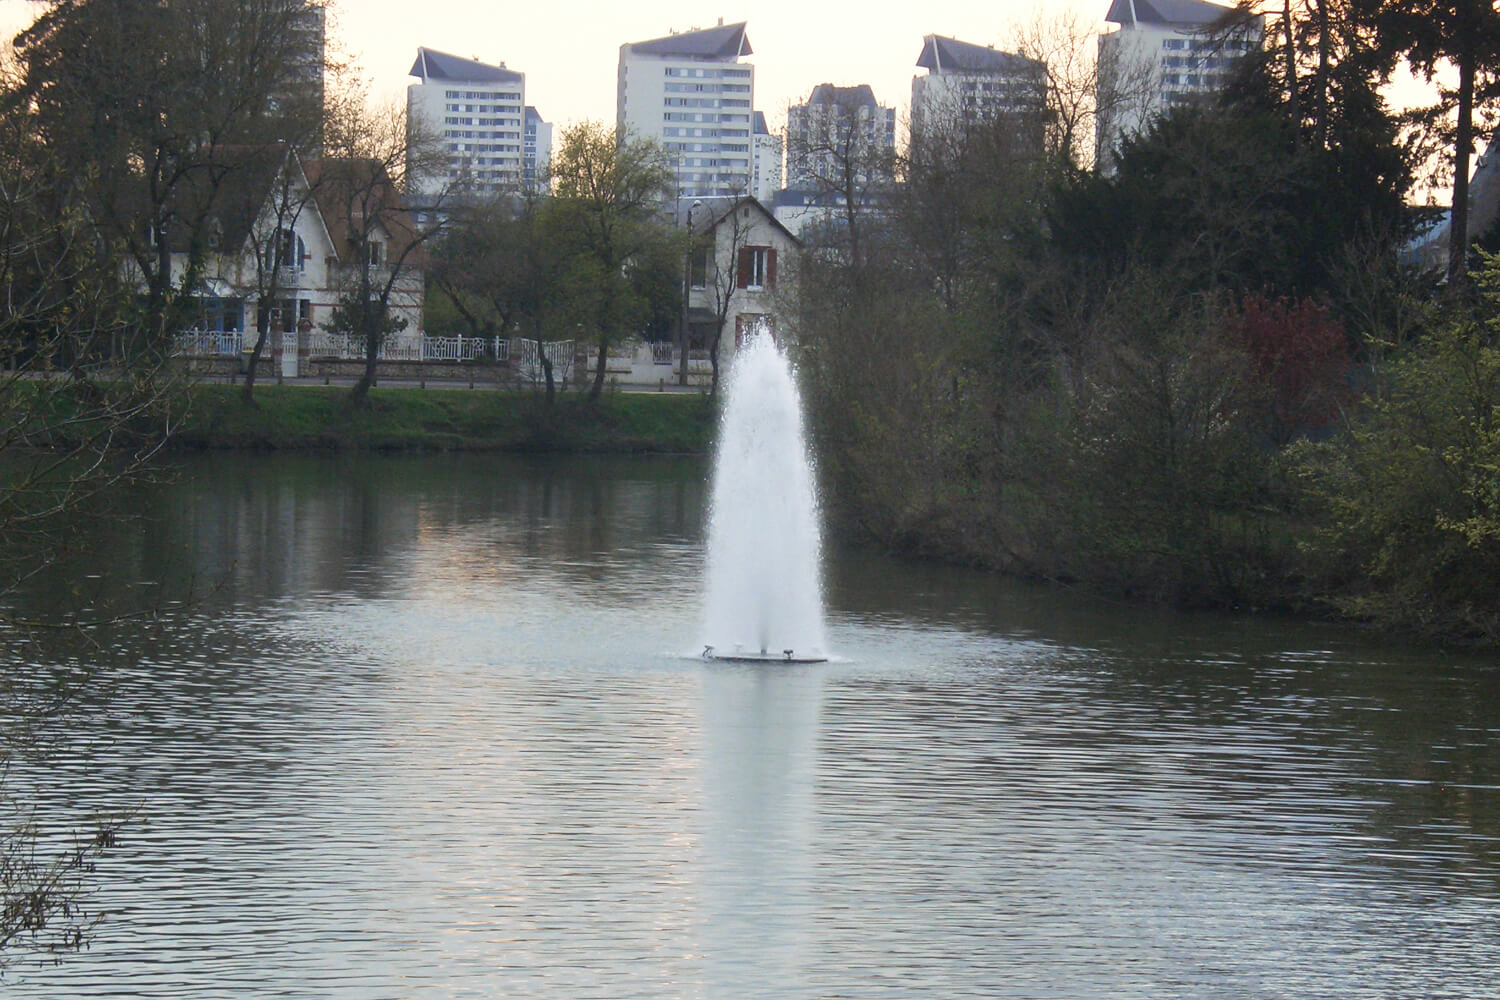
173,385,716,454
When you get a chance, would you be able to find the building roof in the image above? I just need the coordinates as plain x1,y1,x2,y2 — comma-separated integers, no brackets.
804,83,882,110
678,195,800,246
303,158,421,267
1104,0,1237,27
625,21,751,59
409,47,523,83
156,143,297,254
915,35,1042,75
753,111,770,135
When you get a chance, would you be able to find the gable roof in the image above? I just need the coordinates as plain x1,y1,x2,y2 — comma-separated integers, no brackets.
681,195,800,247
303,158,421,266
915,35,1042,76
805,83,882,110
625,21,751,59
409,47,523,84
1104,0,1236,27
152,143,298,254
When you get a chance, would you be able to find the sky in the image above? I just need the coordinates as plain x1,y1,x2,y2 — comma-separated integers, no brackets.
0,0,1108,131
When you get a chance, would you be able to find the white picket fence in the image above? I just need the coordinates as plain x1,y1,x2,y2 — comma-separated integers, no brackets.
172,329,244,357
174,329,511,363
514,339,575,383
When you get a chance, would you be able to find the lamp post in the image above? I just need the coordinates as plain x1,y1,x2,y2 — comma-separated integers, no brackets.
678,199,700,387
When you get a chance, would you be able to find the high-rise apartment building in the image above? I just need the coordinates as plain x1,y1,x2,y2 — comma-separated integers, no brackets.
617,20,756,199
277,1,325,140
524,106,553,193
750,111,781,203
910,34,1046,143
785,84,895,193
1095,0,1262,171
407,47,529,199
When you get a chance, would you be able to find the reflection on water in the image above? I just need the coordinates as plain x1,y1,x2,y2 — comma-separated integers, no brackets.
5,454,1499,997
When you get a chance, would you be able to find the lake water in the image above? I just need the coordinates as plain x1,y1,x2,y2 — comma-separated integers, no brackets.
5,454,1499,997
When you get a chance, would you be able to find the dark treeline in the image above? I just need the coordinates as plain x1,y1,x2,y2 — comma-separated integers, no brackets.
792,0,1500,645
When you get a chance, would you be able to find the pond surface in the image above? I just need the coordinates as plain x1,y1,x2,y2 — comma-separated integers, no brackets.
5,454,1499,998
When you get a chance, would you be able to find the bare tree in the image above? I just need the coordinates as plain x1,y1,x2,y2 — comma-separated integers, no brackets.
1010,6,1158,172
315,88,447,407
783,87,896,273
689,199,760,394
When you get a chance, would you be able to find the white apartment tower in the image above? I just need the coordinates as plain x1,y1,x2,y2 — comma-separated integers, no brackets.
408,48,531,199
524,106,553,193
785,84,896,193
750,111,782,203
910,35,1047,144
617,20,756,199
1095,0,1263,171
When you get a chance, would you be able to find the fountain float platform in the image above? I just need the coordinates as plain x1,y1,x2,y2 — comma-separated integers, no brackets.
702,646,828,664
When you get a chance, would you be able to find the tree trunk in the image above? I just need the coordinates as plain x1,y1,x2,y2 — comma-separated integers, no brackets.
240,307,271,405
1283,0,1300,148
589,336,608,400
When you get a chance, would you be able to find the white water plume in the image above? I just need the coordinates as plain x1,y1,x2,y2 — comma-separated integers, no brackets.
701,332,826,661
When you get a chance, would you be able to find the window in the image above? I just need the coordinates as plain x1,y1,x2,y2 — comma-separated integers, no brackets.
738,246,775,290
690,244,711,289
266,227,303,271
367,241,384,268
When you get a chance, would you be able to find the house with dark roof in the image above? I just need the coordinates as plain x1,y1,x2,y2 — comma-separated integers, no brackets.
167,147,425,373
617,21,758,199
1095,0,1262,171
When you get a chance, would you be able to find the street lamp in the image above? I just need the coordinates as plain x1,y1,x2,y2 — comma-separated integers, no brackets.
678,199,701,387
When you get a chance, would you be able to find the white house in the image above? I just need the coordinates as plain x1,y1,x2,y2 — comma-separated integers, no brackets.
169,146,424,368
687,196,800,364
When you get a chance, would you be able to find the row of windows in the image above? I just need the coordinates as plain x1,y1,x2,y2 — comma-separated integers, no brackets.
662,66,751,78
444,89,522,100
676,157,748,168
1161,72,1226,89
1163,55,1231,69
662,126,750,138
448,142,522,153
664,97,722,108
661,112,751,125
444,102,521,115
1161,37,1255,52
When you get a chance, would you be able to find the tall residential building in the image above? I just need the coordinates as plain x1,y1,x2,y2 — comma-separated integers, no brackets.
1095,0,1263,171
277,1,326,139
524,106,553,193
910,34,1047,143
617,20,755,199
750,111,781,203
407,47,527,199
785,84,896,193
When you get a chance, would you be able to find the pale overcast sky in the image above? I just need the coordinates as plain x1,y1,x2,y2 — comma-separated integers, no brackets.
1,0,1106,130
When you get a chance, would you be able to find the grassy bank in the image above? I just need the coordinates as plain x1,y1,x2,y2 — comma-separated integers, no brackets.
172,384,716,454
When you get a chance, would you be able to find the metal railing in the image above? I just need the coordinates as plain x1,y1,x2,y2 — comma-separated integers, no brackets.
174,329,513,365
515,338,574,382
171,329,244,357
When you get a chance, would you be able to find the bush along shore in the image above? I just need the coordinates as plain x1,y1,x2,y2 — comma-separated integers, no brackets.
170,384,716,455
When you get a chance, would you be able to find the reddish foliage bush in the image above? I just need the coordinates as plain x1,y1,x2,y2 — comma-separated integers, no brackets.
1234,294,1350,442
